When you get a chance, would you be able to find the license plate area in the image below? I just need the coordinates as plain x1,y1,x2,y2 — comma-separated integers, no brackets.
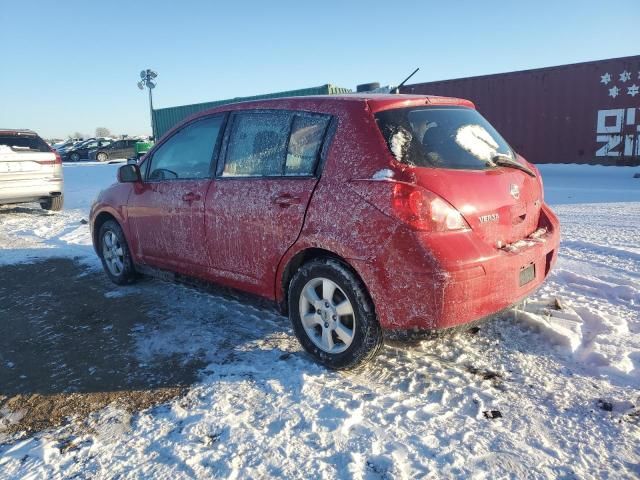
0,161,40,173
519,263,536,287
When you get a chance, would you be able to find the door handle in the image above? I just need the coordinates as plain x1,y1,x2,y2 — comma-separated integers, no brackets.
182,192,201,203
273,194,301,207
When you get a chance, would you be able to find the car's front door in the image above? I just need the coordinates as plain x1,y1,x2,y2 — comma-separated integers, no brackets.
127,114,225,272
205,110,331,297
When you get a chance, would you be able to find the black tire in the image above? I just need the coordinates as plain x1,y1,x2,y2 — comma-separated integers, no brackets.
98,219,137,285
288,258,384,370
70,152,80,162
40,195,64,211
96,152,108,162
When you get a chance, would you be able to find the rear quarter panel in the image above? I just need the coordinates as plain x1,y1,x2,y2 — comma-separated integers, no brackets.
275,100,406,302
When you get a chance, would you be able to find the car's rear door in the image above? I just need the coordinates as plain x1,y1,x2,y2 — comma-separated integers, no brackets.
204,110,331,297
126,114,225,272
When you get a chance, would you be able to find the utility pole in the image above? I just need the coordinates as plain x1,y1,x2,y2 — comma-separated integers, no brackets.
137,69,158,138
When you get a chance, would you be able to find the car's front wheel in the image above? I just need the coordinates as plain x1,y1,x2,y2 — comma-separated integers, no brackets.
96,152,108,162
288,258,384,370
69,152,80,162
98,220,137,285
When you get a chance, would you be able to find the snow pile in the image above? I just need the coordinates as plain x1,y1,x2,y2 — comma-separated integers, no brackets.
515,294,635,378
515,297,584,352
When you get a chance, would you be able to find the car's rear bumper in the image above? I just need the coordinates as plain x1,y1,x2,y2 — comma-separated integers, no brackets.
0,177,64,204
351,203,560,330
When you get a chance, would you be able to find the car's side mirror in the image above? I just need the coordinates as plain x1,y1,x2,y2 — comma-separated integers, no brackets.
118,164,142,183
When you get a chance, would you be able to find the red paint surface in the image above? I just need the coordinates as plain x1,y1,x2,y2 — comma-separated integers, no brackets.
402,56,640,166
91,94,560,331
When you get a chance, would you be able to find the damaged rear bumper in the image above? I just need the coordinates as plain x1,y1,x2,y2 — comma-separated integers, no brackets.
352,203,560,330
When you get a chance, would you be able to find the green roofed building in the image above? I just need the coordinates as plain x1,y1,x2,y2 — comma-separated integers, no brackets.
152,83,352,139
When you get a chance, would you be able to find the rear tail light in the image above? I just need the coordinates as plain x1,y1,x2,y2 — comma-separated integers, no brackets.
350,180,470,232
391,183,469,232
37,150,62,166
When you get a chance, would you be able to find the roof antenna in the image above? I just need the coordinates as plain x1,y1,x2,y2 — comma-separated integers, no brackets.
391,67,420,94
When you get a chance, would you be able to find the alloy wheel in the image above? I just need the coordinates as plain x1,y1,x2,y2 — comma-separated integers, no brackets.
298,277,356,354
102,230,124,276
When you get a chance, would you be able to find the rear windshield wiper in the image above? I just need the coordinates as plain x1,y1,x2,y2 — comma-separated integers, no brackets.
491,154,536,177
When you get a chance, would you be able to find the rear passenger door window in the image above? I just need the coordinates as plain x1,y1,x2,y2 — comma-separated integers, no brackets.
285,114,330,176
220,111,330,177
147,115,224,181
222,112,291,177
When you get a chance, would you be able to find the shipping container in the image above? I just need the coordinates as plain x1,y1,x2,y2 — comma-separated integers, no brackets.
401,55,640,166
152,83,352,139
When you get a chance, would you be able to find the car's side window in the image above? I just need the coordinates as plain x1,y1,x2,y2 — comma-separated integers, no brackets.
285,114,330,176
222,112,292,177
147,115,224,181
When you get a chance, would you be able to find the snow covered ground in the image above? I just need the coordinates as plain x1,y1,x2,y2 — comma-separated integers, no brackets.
0,163,639,478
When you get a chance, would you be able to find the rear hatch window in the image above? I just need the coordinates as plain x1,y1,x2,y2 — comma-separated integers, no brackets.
375,107,516,170
0,134,50,153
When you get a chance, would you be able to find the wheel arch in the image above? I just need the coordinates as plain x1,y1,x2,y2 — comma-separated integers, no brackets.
277,247,372,315
92,208,133,257
92,211,118,253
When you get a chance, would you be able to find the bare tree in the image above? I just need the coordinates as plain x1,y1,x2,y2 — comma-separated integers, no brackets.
95,127,111,137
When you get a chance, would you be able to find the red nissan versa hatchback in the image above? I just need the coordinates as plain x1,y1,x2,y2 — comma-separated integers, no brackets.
90,94,560,369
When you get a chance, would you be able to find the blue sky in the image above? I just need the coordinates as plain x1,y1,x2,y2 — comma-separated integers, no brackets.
1,0,638,139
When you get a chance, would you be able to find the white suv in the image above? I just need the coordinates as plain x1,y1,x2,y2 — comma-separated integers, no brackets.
0,129,64,211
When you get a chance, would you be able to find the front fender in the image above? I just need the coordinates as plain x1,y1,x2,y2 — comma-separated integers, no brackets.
90,183,133,255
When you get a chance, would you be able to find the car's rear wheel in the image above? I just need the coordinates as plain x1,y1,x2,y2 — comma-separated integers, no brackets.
98,220,137,285
96,152,108,162
70,152,80,162
40,195,63,211
288,258,383,370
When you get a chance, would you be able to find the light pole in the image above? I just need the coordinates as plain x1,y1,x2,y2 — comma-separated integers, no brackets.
137,69,157,138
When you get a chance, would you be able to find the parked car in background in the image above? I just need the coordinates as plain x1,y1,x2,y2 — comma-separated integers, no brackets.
89,139,138,162
65,138,113,162
0,129,64,211
91,94,560,369
52,138,83,153
61,138,94,160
